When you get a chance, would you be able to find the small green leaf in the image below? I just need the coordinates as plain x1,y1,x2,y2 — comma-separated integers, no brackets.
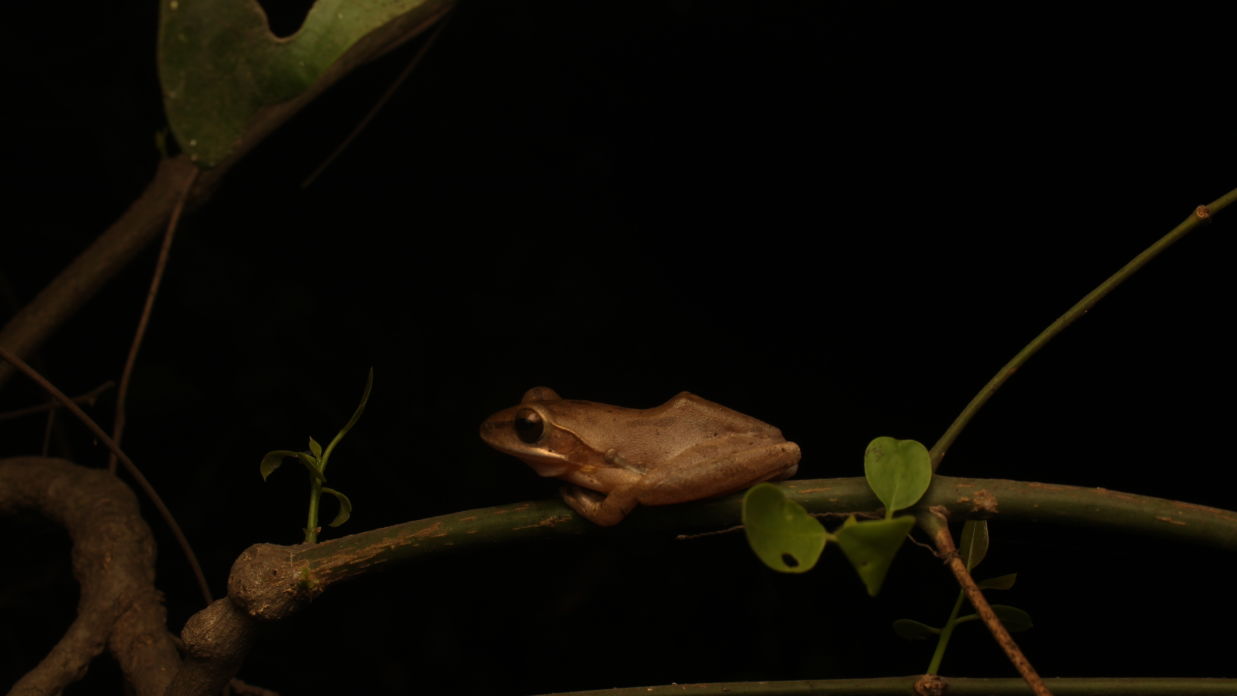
742,483,827,574
308,437,323,458
834,515,916,596
960,519,989,571
260,450,301,481
978,573,1017,591
990,605,1032,632
892,618,941,640
295,452,326,483
863,436,931,514
321,487,352,528
958,605,1033,632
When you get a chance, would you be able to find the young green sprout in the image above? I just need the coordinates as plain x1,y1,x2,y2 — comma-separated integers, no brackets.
260,368,373,543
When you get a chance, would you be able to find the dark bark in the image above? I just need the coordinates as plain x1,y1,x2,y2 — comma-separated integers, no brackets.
0,457,179,696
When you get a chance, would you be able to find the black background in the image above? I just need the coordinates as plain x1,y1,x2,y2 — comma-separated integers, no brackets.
3,1,1236,693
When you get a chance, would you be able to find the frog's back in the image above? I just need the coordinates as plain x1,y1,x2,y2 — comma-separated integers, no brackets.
660,391,787,439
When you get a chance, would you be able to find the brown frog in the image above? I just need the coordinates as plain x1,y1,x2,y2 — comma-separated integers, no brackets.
480,387,800,525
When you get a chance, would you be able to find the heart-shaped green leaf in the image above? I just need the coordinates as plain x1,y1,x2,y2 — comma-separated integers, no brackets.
835,515,916,596
863,436,931,514
892,618,941,640
743,483,827,574
960,519,989,571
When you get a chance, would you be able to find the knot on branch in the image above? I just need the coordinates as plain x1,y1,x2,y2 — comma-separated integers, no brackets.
913,674,947,695
227,543,310,621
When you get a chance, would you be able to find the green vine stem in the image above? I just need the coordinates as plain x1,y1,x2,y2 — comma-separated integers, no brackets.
930,188,1237,470
275,475,1237,596
305,478,323,543
926,584,969,675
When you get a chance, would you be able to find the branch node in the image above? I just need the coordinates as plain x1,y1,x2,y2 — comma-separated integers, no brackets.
228,543,312,621
913,674,947,696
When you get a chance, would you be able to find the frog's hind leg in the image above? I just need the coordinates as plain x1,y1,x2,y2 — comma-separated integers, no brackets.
560,485,638,527
639,441,801,505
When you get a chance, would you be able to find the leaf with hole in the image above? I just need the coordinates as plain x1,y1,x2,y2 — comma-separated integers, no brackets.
863,436,931,514
834,515,916,596
158,1,449,166
743,483,826,574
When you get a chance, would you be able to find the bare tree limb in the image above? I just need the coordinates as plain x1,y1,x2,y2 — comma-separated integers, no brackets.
0,380,114,422
0,345,213,606
165,598,260,696
0,457,179,696
0,156,200,391
109,166,198,474
0,3,454,392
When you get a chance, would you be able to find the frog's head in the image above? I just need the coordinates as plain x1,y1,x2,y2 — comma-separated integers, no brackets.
480,387,602,478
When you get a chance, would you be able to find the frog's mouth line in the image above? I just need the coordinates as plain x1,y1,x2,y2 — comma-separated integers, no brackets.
524,456,572,478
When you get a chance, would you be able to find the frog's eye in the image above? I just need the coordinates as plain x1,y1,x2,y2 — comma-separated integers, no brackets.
514,408,544,443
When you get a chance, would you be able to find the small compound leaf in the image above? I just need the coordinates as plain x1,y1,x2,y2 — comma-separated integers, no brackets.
321,487,352,528
991,605,1033,632
308,437,323,458
863,437,931,513
892,618,941,640
960,519,989,571
743,483,827,574
956,605,1032,633
834,515,916,596
979,573,1017,591
260,450,301,481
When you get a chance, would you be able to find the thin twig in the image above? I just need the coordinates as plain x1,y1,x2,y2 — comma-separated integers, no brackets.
0,380,115,422
930,188,1237,470
0,345,213,607
920,509,1051,696
41,405,56,456
300,10,453,189
109,167,197,473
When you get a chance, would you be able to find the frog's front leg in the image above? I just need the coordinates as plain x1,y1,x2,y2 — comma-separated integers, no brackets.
560,485,639,527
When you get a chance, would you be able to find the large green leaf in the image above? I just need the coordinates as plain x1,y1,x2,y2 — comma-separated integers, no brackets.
834,515,916,596
158,0,450,166
863,436,931,514
742,483,827,574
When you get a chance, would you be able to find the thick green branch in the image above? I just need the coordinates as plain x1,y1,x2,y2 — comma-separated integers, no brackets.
227,476,1236,608
529,676,1237,696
